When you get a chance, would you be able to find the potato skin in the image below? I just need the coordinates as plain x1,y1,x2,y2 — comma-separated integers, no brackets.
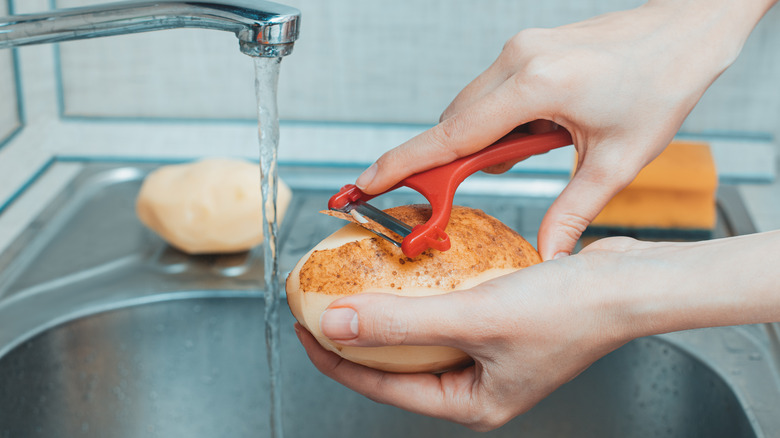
286,205,541,373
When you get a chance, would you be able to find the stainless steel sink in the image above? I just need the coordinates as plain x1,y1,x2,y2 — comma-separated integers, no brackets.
0,296,768,438
0,162,778,437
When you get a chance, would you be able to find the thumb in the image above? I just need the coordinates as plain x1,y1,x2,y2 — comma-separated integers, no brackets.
355,82,536,195
537,152,638,261
319,292,478,349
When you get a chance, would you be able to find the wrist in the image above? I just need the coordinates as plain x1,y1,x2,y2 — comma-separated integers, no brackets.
612,231,780,339
644,0,777,70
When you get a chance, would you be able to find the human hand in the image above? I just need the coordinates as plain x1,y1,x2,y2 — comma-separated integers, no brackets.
353,0,763,260
295,237,646,431
296,231,780,430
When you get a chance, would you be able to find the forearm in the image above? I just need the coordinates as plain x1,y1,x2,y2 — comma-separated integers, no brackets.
643,0,779,70
647,0,779,35
619,230,780,338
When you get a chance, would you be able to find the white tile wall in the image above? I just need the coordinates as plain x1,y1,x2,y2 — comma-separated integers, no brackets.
0,0,772,181
54,0,643,122
51,0,780,143
58,0,637,123
1,0,778,249
0,0,21,148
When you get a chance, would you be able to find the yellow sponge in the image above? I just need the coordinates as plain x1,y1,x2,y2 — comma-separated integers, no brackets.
587,141,717,237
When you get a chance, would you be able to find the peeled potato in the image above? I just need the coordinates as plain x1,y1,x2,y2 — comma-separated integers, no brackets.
136,158,292,254
286,205,541,373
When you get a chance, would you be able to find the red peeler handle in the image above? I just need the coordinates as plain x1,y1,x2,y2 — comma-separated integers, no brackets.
329,129,573,257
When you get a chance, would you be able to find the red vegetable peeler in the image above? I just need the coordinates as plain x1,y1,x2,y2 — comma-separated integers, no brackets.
328,129,573,258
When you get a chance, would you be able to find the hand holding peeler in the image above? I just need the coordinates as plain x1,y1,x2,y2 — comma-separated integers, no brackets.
328,129,573,258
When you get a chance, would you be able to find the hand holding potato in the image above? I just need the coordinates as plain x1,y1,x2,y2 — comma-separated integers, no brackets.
301,231,780,431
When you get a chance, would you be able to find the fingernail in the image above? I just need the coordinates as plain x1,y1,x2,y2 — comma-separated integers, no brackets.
320,308,359,340
355,163,377,190
553,251,570,260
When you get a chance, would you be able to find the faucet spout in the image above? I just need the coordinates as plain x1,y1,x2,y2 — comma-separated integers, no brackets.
0,0,300,57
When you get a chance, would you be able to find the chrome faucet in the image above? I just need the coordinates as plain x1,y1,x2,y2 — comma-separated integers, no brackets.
0,0,300,57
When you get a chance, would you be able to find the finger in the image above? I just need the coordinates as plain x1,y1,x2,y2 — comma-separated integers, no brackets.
356,79,543,194
295,322,479,421
319,292,491,349
481,120,560,174
579,235,656,254
439,57,510,122
537,148,640,261
526,119,559,135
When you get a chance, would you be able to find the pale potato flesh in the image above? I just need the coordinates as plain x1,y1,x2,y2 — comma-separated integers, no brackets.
136,158,291,254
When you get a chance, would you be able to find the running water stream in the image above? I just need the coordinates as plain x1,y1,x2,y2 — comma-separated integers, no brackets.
254,56,284,438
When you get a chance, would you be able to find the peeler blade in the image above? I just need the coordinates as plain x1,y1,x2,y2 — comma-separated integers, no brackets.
331,200,414,248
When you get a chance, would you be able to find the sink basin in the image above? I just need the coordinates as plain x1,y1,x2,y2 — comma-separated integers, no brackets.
0,296,765,438
0,162,778,437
